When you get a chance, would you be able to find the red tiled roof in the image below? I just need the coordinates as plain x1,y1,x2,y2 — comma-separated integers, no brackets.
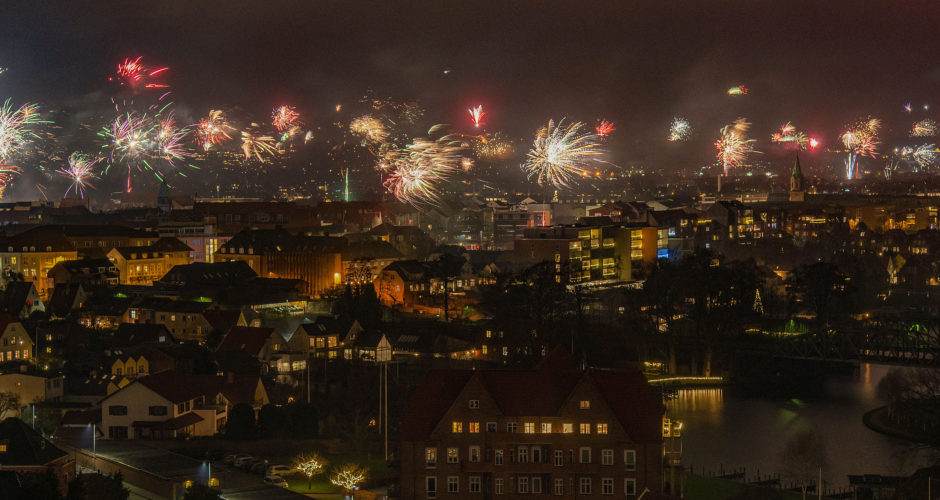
136,370,209,404
400,370,474,441
216,326,273,356
401,352,663,444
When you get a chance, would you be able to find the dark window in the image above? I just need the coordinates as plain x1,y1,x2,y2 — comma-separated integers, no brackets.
149,406,168,416
108,405,128,416
108,426,128,439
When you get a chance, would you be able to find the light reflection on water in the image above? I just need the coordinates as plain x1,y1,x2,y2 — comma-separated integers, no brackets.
665,364,937,489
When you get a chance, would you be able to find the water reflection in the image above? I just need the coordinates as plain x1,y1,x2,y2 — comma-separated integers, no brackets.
666,364,936,488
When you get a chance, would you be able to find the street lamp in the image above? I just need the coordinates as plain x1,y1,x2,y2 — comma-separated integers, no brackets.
87,423,96,471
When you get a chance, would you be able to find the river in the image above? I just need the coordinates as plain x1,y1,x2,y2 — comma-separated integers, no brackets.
665,363,938,489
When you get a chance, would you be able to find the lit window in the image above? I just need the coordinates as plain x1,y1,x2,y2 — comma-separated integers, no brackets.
447,448,458,464
425,448,437,467
523,422,535,434
597,423,608,434
541,422,552,433
579,400,590,409
452,421,463,433
580,423,591,434
563,423,573,434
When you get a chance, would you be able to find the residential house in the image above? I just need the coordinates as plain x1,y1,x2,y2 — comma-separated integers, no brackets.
99,370,269,439
46,257,119,288
0,417,76,495
1,281,45,319
0,315,33,365
0,371,65,416
299,316,364,359
107,237,192,285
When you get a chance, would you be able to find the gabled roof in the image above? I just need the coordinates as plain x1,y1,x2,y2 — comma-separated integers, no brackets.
149,237,193,253
201,309,244,333
1,282,36,315
216,326,274,356
0,417,68,466
0,313,21,333
303,315,358,337
135,370,208,404
158,261,258,288
111,323,175,347
401,350,663,443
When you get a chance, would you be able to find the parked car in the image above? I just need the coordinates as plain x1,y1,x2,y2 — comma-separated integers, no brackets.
264,475,289,488
223,453,239,465
234,456,256,468
266,465,291,477
250,461,269,474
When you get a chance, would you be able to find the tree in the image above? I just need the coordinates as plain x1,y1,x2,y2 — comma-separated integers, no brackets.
287,403,319,439
182,483,222,500
68,473,130,500
330,463,367,494
876,367,940,444
0,391,20,419
256,404,287,438
293,452,327,489
780,429,828,500
224,403,255,440
790,262,852,329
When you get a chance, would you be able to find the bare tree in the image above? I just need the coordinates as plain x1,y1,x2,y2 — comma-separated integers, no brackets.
780,429,828,500
0,391,20,419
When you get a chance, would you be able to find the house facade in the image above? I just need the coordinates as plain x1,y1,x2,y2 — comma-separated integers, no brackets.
400,353,665,499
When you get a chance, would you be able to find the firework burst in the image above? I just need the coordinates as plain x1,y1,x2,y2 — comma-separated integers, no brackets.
0,99,47,160
912,119,938,137
0,162,20,198
595,120,615,137
56,152,101,198
349,115,389,144
841,118,880,179
468,105,485,128
523,119,603,189
241,128,278,161
272,105,300,132
727,85,748,96
196,110,234,151
715,118,757,176
472,132,515,161
383,135,466,206
668,117,692,142
771,122,809,149
111,56,169,90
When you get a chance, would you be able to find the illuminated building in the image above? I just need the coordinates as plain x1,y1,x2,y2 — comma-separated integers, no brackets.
400,350,665,499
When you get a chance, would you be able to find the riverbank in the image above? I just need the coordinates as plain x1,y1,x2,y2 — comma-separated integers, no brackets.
863,406,931,444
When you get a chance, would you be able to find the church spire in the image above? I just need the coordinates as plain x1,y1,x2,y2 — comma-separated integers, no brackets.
789,154,805,202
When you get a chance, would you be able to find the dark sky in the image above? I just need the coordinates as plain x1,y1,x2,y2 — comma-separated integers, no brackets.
2,0,940,165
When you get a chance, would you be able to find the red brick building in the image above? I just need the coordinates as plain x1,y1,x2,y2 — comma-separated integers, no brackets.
400,351,665,499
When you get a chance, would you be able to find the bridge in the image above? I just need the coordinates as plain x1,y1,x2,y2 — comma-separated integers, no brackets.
772,321,940,366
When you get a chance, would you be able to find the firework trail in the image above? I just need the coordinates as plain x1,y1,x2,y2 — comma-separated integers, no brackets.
0,99,47,160
841,118,880,179
241,128,278,161
912,119,938,137
715,118,758,176
469,105,485,128
771,122,809,149
595,120,615,137
110,57,169,90
272,105,300,132
56,152,101,198
727,85,748,96
196,110,234,151
668,117,691,142
383,133,466,206
523,119,603,189
155,114,192,166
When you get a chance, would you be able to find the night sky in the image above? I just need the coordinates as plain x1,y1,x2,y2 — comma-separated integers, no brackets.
2,0,939,166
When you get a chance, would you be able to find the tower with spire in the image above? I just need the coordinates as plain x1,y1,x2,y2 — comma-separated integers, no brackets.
157,178,170,212
789,154,805,202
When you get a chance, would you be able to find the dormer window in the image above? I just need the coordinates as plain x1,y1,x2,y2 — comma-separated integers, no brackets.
29,246,34,252
579,400,591,409
469,399,480,409
45,246,51,252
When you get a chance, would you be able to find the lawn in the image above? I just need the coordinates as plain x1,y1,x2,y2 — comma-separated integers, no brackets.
270,451,394,495
685,475,806,500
